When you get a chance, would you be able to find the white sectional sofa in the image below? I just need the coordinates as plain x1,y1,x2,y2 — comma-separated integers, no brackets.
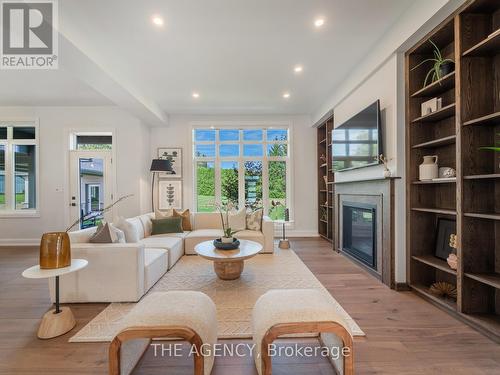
50,212,274,303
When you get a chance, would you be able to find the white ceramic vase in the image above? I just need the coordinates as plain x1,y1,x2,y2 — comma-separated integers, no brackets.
221,236,233,243
419,155,438,180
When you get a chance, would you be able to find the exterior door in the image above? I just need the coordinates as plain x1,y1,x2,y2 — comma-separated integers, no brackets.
69,151,113,229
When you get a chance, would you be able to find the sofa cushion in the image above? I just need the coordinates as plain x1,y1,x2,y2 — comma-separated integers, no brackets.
151,217,183,235
229,208,247,231
140,236,184,269
193,212,222,230
184,229,224,255
68,227,97,243
138,213,155,237
127,217,145,240
144,248,168,291
246,209,263,231
174,209,192,231
115,217,141,243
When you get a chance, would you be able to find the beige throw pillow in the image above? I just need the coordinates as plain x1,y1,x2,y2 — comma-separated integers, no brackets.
114,217,140,243
228,208,247,232
246,209,263,231
173,209,192,231
155,209,173,219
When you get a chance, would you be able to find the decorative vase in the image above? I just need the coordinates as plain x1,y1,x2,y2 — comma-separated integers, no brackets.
447,253,458,270
419,155,439,180
39,232,71,269
221,236,234,244
383,169,392,178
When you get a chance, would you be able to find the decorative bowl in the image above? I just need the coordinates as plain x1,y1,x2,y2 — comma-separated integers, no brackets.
213,238,240,250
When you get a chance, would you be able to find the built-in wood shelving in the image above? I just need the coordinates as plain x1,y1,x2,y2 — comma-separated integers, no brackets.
411,71,455,98
317,115,335,244
406,0,500,343
462,111,500,126
412,135,456,149
462,28,500,56
411,103,456,123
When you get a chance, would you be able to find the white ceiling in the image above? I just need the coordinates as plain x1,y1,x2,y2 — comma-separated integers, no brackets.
1,0,416,118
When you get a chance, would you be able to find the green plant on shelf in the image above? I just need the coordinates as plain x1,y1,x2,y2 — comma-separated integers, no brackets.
411,39,454,88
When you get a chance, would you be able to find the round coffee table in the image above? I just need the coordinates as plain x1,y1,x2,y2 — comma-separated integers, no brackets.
22,259,88,339
194,240,262,280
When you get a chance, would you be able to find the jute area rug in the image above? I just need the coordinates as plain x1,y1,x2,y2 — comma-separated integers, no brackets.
69,248,364,342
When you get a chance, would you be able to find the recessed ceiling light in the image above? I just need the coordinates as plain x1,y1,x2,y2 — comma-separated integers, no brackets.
192,92,200,99
294,65,303,73
283,92,291,99
314,18,325,28
152,15,164,26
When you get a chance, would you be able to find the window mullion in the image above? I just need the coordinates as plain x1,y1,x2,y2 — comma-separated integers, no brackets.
5,142,13,211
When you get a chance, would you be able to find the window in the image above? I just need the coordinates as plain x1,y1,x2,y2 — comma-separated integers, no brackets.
193,127,290,219
0,122,39,214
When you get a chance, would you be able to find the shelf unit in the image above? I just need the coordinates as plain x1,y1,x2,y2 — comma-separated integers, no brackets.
317,114,335,243
406,0,500,343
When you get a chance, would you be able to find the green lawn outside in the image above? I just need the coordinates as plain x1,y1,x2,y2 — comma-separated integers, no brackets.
0,193,25,204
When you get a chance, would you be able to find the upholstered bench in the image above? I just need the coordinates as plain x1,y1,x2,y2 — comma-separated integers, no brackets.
251,289,354,375
109,291,218,375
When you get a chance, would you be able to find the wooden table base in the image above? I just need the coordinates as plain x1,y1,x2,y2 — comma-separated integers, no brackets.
37,307,76,339
214,260,244,280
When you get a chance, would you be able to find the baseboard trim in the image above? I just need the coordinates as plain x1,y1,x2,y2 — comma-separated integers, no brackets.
0,239,39,247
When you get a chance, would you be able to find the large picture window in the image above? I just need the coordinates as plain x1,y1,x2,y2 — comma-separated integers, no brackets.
193,127,290,220
0,122,39,214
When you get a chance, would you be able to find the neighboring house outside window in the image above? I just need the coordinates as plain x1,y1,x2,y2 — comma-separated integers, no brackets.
193,126,290,220
0,122,39,215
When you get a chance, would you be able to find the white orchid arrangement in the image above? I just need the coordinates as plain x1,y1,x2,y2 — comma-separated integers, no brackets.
215,200,239,238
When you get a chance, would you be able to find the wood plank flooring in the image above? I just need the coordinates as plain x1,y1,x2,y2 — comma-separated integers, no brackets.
0,238,499,374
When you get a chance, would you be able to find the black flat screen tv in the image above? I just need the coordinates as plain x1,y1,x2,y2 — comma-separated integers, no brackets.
332,100,382,172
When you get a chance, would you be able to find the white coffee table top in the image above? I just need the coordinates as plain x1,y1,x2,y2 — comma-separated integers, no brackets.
194,240,262,261
22,259,88,279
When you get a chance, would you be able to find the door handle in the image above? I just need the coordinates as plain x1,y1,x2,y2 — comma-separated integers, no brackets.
71,203,76,207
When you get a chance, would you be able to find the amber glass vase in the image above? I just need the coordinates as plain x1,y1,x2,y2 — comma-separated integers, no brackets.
39,232,71,269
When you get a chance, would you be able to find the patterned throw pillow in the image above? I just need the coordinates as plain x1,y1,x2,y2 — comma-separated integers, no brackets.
246,209,263,231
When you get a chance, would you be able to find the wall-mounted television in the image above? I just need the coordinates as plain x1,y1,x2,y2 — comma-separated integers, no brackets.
332,100,382,172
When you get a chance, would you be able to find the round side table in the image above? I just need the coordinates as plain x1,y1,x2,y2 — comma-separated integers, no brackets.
22,259,88,339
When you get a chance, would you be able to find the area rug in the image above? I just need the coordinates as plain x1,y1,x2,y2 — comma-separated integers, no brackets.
69,248,364,342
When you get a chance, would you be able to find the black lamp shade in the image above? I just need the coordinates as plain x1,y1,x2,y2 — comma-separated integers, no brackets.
150,158,173,173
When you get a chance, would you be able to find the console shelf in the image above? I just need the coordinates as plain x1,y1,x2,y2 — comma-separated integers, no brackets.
406,0,500,343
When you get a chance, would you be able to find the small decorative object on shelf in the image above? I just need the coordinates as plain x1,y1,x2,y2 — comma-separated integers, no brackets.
319,153,327,164
421,97,443,116
438,167,456,178
40,194,133,270
411,39,454,88
429,282,457,300
213,238,240,250
216,200,239,244
447,234,458,271
419,155,439,180
379,154,392,178
323,175,328,187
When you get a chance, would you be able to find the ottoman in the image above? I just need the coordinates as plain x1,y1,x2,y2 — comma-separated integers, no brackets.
109,291,218,375
252,289,354,375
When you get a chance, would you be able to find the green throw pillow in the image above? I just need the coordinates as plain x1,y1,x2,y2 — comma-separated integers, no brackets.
151,217,183,235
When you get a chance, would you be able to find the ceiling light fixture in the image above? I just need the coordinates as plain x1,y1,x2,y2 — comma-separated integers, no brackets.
192,92,200,99
152,15,164,26
314,18,325,28
294,65,303,73
283,92,291,99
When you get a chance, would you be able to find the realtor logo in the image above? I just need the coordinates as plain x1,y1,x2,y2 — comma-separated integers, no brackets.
1,0,58,69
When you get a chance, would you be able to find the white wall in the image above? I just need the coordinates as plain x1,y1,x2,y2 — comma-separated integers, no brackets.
149,114,317,237
0,106,151,244
330,54,406,283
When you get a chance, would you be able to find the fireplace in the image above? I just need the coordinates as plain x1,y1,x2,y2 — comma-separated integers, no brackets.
342,202,377,269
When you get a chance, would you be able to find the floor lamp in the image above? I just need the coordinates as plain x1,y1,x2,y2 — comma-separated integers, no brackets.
150,159,173,212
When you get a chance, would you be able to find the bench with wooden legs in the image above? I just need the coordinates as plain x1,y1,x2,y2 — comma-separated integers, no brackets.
252,289,354,375
108,291,218,375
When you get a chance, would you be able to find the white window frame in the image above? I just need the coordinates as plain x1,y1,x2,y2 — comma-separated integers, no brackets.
191,122,293,219
0,119,40,217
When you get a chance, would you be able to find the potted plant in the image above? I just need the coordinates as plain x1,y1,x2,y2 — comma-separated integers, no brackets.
479,133,500,168
216,200,239,243
411,39,454,88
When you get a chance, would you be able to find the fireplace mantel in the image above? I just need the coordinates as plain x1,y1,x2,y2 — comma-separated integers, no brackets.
334,178,396,288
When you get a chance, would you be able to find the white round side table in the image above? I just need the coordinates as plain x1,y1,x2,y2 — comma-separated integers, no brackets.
22,259,88,339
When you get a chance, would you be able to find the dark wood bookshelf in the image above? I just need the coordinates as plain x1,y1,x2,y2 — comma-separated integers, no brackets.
406,0,500,343
317,115,334,243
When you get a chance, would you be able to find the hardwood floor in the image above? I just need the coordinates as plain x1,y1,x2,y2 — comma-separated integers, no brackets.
1,238,499,374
